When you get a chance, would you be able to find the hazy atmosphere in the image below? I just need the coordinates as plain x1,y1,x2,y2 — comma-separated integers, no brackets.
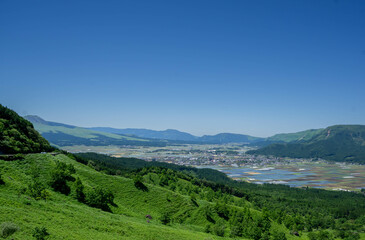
1,0,365,137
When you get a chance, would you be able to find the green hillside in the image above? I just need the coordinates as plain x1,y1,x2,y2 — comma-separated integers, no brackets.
0,153,292,240
248,125,365,164
24,115,166,147
0,105,53,154
1,152,364,239
267,129,323,143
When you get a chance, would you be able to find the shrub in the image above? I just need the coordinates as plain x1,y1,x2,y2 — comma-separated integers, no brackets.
213,219,225,237
160,212,171,225
0,222,20,238
204,224,212,233
73,177,85,202
49,161,76,195
271,229,287,240
27,180,50,200
134,176,148,191
32,226,49,240
0,173,5,185
85,187,114,212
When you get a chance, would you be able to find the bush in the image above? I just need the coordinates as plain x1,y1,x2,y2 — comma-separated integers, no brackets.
0,222,20,238
32,226,49,240
134,176,148,191
73,177,85,202
49,161,76,195
204,224,212,233
213,219,225,237
85,187,114,212
271,229,287,240
160,212,171,225
27,180,50,200
0,173,5,185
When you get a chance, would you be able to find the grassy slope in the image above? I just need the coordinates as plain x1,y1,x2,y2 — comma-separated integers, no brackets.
267,129,323,143
1,154,363,239
0,154,226,239
0,154,307,240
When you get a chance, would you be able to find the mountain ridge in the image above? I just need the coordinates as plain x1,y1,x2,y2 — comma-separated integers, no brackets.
248,125,365,164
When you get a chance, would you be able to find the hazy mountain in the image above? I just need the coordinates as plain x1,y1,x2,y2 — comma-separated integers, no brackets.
248,125,365,164
24,115,165,147
199,133,263,144
89,127,263,143
89,127,199,141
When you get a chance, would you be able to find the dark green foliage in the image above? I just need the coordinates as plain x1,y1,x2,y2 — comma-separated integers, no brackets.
32,226,49,240
27,180,50,200
49,161,75,195
204,224,212,233
212,219,225,237
0,104,53,154
74,153,239,194
190,195,198,207
159,211,171,225
271,229,287,240
308,230,333,240
85,187,114,212
0,173,5,185
73,177,85,202
214,202,229,220
133,175,148,191
0,222,19,238
249,125,365,164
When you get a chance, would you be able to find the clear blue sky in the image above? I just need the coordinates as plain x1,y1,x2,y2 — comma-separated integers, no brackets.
1,0,364,137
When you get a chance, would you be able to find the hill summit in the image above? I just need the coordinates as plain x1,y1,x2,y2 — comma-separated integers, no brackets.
0,104,53,154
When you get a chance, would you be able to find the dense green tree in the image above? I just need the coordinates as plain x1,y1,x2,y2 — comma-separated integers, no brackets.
0,104,53,154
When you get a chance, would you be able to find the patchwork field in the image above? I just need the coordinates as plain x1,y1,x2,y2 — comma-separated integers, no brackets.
213,161,365,191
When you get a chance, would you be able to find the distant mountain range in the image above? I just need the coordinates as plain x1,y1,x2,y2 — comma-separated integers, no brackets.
24,115,264,146
88,127,264,144
89,127,199,142
248,125,365,164
24,115,365,164
24,115,166,147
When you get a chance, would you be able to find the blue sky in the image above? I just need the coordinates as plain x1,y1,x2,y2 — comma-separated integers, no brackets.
1,0,364,137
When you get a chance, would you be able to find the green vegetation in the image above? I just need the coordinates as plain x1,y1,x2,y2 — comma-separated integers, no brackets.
73,152,365,239
1,105,365,239
32,226,49,240
249,125,365,164
1,222,20,238
1,154,234,239
0,104,53,154
267,129,324,143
